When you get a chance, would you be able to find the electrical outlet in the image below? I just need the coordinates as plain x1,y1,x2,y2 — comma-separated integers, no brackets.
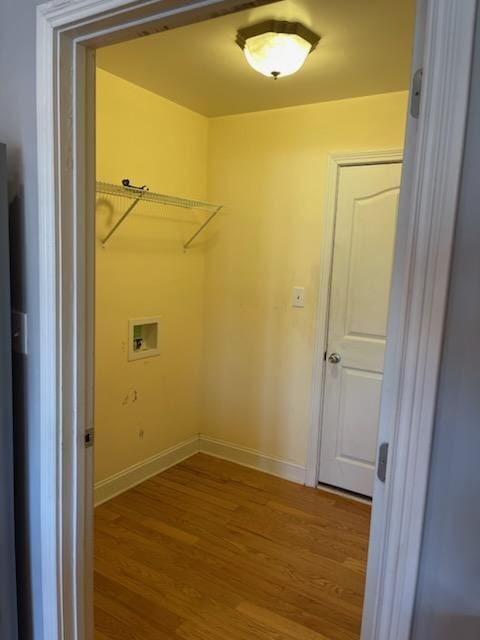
292,286,305,308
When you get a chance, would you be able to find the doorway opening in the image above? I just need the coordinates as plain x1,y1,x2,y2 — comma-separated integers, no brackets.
35,0,478,638
92,2,413,638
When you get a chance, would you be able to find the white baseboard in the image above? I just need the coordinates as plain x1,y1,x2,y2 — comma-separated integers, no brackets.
94,436,199,506
95,434,306,506
198,435,306,484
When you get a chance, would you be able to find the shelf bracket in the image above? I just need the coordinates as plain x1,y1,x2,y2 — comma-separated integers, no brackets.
183,205,223,250
101,192,145,246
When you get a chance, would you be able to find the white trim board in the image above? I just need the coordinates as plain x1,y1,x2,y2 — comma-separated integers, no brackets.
305,149,403,489
35,0,477,638
198,435,306,484
94,435,306,506
94,436,200,506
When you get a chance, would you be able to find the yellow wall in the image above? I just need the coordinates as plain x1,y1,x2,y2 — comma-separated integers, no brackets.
95,69,208,482
202,91,408,466
95,69,408,481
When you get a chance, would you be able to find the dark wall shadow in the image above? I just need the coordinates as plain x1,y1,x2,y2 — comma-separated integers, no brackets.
9,182,33,640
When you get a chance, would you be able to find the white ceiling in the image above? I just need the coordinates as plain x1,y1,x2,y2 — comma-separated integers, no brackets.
96,0,416,118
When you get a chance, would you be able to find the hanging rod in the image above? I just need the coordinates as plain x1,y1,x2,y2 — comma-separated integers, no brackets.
96,179,223,249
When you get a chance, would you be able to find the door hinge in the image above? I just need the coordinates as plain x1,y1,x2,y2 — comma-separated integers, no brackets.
410,68,423,118
377,442,389,482
84,428,94,448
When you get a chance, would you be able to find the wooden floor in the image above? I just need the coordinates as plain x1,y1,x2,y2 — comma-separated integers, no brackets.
94,453,371,640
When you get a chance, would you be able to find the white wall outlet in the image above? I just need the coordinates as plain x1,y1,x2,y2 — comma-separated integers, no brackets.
292,286,305,308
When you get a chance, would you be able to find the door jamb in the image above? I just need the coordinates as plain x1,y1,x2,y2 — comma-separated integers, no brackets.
305,149,403,490
35,0,477,638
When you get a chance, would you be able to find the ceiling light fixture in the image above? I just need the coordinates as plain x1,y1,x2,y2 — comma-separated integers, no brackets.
236,20,320,80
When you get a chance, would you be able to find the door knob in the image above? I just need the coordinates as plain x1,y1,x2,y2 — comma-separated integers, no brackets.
328,352,341,364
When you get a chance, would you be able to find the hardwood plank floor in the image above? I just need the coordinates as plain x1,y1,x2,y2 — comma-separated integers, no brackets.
95,453,371,640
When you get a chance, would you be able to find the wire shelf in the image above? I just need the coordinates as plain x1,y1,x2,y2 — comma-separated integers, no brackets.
96,181,221,213
96,180,223,249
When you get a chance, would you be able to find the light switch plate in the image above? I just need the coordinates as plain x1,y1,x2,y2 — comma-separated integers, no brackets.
292,286,305,308
11,310,28,355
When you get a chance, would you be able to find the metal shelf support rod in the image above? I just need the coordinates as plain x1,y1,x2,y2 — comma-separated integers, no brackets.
101,195,143,246
183,205,223,250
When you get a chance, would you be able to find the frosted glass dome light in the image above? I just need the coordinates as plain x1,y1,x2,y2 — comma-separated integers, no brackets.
236,21,320,79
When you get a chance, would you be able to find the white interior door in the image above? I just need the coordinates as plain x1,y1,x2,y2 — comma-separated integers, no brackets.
319,162,402,497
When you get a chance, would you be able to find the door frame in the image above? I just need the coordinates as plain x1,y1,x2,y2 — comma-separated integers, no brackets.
305,148,403,492
35,0,477,638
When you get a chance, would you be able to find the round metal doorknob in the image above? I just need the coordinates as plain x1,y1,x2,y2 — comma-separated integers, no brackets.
328,352,341,364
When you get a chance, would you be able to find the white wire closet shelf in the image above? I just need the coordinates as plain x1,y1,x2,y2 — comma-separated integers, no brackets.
96,179,223,250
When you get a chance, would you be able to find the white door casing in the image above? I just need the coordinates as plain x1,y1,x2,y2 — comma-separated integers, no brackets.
320,162,402,496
